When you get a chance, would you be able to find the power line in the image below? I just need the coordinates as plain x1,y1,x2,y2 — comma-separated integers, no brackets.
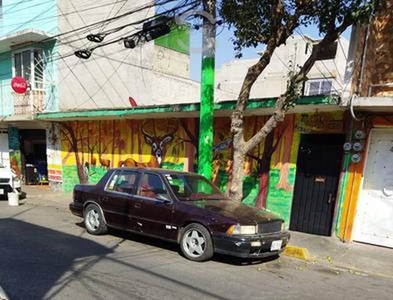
40,0,179,43
73,1,199,59
97,0,128,34
56,3,117,108
295,28,343,95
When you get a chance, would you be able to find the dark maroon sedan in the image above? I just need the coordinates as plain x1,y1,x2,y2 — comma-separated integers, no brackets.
69,168,290,262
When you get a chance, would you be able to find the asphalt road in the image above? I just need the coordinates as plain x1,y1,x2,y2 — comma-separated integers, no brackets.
1,199,392,300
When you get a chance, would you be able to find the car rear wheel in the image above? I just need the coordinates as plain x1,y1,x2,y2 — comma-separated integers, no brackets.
84,204,108,235
180,223,213,262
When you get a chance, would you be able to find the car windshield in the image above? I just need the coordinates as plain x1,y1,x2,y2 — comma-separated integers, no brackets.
163,173,227,201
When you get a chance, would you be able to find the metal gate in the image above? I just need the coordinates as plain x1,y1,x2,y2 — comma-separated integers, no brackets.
290,134,345,236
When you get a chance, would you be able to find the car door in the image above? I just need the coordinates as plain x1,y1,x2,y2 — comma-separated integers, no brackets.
133,172,176,240
101,169,139,230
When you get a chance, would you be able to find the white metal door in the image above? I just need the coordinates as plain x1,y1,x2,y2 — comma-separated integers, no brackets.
0,130,10,168
352,129,393,248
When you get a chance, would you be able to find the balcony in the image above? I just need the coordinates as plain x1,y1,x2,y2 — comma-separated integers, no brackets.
12,90,45,116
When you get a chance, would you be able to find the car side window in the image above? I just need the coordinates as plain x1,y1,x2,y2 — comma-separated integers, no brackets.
106,170,137,194
137,173,167,199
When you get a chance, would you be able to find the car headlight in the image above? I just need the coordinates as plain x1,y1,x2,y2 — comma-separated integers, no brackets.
226,224,257,235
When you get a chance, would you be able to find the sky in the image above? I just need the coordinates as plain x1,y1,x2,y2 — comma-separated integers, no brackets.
189,24,352,82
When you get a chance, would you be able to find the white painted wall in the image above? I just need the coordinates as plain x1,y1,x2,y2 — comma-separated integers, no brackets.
216,35,349,101
57,0,198,110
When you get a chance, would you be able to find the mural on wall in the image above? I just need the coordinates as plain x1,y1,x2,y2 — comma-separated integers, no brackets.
47,123,62,186
8,127,21,177
60,118,196,192
210,115,298,224
60,112,344,225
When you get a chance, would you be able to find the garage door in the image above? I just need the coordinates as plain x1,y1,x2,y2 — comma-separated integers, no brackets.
352,129,393,248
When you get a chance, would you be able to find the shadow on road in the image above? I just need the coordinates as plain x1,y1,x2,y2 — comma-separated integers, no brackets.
0,219,113,300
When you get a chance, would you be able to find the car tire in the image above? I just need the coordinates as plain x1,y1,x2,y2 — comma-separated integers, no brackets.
180,223,213,262
84,204,108,235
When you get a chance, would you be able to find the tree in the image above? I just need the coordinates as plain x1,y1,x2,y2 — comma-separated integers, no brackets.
219,0,383,202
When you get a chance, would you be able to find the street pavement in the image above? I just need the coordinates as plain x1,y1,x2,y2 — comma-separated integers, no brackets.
0,185,392,300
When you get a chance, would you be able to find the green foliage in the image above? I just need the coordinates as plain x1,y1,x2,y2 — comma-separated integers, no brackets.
219,0,383,57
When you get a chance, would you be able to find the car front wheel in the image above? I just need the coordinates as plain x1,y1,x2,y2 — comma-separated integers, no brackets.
180,223,213,262
84,204,108,235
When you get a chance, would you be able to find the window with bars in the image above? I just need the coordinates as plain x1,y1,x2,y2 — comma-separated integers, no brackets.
13,49,44,90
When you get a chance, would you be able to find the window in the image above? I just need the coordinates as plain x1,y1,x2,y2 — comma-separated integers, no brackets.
164,173,225,201
138,173,167,198
13,49,44,90
305,80,333,96
106,170,137,194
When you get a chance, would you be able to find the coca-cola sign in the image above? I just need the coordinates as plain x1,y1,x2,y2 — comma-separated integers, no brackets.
11,76,28,94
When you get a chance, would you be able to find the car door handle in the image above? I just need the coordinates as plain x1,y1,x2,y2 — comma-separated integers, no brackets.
134,202,142,208
327,193,335,204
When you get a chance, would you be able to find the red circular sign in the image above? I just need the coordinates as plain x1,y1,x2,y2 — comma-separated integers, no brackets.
11,76,28,94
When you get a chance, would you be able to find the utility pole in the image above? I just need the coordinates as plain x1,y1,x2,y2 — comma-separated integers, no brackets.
198,0,216,180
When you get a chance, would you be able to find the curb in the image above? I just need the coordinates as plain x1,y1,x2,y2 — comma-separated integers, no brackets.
282,245,310,261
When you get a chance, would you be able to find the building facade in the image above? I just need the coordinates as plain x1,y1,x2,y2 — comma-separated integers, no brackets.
338,0,393,248
3,0,387,247
0,0,199,187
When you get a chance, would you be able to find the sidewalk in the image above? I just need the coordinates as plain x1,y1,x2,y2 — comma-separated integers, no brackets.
10,184,393,279
287,230,393,278
21,184,72,209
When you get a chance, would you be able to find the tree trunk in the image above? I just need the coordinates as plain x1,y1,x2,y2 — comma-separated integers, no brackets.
256,130,274,209
229,145,246,202
61,123,87,184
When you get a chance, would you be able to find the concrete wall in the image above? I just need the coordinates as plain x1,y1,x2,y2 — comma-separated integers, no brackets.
216,35,349,101
57,0,199,111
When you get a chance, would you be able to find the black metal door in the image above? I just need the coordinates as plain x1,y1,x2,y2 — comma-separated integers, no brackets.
290,134,345,236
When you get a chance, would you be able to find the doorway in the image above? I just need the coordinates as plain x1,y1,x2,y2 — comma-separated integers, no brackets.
20,129,48,185
290,134,345,236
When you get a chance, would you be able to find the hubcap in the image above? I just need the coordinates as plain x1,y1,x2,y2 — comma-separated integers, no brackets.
183,229,206,258
86,209,100,231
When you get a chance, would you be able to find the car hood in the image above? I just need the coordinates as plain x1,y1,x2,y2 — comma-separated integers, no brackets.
186,199,282,224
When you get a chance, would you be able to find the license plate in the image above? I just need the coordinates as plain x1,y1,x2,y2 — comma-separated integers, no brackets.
0,189,3,195
270,240,283,251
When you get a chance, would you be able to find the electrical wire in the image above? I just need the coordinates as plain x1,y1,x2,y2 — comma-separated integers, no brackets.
97,0,125,34
295,28,343,95
0,0,201,104
57,3,117,107
71,1,200,57
40,0,179,43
